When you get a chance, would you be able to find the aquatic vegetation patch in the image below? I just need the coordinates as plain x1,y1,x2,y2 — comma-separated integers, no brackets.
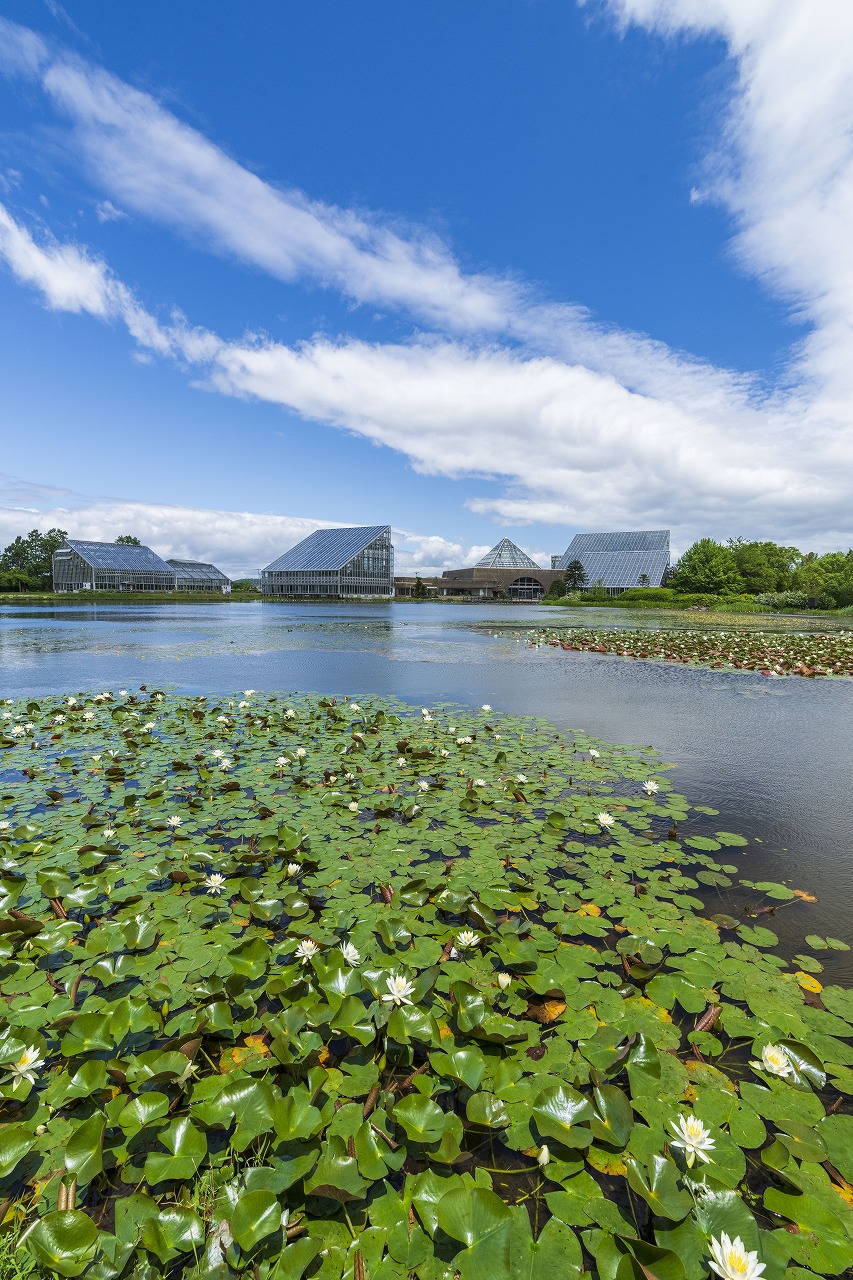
0,690,851,1279
526,626,853,678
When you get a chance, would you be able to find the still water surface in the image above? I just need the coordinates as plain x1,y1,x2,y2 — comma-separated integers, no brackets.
2,601,851,975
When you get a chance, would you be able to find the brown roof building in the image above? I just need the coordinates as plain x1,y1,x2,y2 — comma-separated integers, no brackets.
438,538,563,600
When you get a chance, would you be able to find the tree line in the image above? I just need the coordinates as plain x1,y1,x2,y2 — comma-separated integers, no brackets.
0,530,140,591
547,538,853,609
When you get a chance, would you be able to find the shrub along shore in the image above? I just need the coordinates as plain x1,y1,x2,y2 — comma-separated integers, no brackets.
0,691,851,1278
527,627,853,678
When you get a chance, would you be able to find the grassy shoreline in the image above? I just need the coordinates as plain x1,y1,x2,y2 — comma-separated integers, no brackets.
0,690,850,1277
2,592,851,620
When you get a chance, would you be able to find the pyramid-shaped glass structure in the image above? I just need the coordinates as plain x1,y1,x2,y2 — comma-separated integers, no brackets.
475,538,541,569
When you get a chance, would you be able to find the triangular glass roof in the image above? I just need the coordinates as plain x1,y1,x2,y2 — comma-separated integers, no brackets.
263,526,390,573
65,539,174,574
556,530,670,586
475,538,541,569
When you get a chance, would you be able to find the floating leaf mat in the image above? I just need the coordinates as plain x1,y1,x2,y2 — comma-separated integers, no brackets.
0,690,851,1279
525,627,853,678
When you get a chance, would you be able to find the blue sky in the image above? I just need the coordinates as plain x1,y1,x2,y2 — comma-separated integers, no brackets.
0,1,851,575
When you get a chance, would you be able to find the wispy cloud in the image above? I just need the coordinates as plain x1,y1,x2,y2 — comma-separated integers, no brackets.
0,8,853,549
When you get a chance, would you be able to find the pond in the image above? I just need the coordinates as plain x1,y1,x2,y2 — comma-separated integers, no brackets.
1,600,852,978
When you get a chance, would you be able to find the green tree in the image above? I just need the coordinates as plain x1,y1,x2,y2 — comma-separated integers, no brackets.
727,539,800,593
115,535,142,545
0,527,68,591
815,550,853,607
563,559,587,591
412,575,429,599
794,553,827,600
587,579,608,602
546,579,566,599
638,573,650,588
0,569,37,592
670,539,744,595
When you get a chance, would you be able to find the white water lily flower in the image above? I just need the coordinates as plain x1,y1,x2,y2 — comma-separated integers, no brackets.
493,733,502,741
243,690,256,696
597,812,615,829
708,1234,765,1280
350,703,361,711
216,715,230,723
497,972,512,991
286,863,301,878
296,747,307,759
439,748,450,757
481,704,492,712
0,1046,45,1091
0,820,11,832
537,1145,550,1167
119,690,128,697
295,939,319,963
91,755,101,763
515,773,528,783
67,698,77,707
397,757,407,767
53,715,66,725
417,779,429,792
588,748,600,759
642,780,659,795
204,873,226,895
154,694,164,702
339,941,361,966
83,711,96,722
11,726,25,737
143,721,156,731
750,1043,793,1078
345,772,356,781
382,974,415,1006
473,779,486,788
669,1113,716,1167
219,759,233,771
238,700,249,709
328,774,337,783
103,827,116,840
456,736,473,745
348,802,360,812
284,708,296,719
167,816,183,828
211,748,225,759
276,756,291,768
456,931,480,949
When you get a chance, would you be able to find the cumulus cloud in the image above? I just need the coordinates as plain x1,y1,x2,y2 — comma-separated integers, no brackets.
1,8,853,548
0,476,494,577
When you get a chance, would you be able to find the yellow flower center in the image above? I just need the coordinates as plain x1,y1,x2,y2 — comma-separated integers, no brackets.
726,1248,749,1276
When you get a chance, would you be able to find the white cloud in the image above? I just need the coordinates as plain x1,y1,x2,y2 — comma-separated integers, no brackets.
0,476,491,577
1,8,853,550
596,0,853,405
95,199,126,223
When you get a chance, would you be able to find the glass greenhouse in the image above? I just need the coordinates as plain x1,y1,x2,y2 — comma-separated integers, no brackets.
167,559,231,593
261,525,394,598
556,530,670,595
52,540,176,593
475,538,542,570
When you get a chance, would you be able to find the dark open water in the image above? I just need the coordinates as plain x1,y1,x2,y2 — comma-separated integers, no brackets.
2,601,851,978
